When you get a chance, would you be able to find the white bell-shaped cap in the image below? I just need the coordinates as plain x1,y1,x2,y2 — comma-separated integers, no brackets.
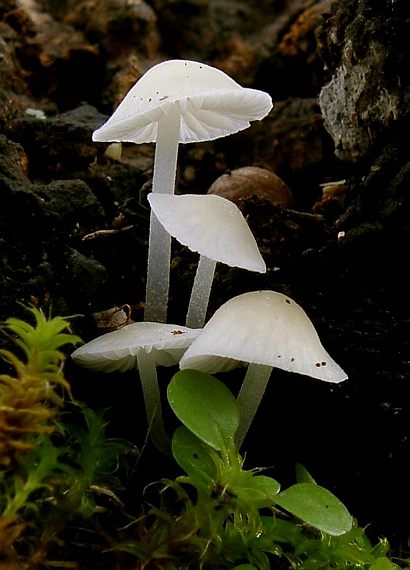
93,59,273,144
180,290,348,383
147,193,266,273
72,322,200,373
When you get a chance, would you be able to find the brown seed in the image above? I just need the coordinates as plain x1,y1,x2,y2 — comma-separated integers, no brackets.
207,166,293,207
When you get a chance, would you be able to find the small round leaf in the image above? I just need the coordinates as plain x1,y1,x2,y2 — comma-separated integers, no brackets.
167,370,239,450
172,426,217,485
275,482,353,536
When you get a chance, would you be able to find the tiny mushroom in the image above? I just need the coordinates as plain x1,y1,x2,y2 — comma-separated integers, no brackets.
147,193,266,329
92,59,273,323
71,321,200,453
179,290,348,447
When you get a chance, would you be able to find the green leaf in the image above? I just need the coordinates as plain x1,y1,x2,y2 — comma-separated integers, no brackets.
247,475,281,503
260,516,301,544
370,558,399,570
371,538,391,559
167,370,239,450
295,463,316,484
234,473,281,509
172,426,217,486
275,483,353,536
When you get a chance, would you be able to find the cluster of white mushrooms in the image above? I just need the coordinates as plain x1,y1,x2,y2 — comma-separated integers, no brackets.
72,60,347,453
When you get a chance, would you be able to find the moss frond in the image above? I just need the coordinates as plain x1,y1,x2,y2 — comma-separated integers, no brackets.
0,307,82,468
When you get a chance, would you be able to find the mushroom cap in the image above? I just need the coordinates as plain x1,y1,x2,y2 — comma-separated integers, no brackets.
147,193,266,273
179,290,348,383
72,322,200,373
93,59,273,144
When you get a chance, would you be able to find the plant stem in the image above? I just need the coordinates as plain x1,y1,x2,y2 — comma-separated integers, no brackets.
144,106,181,323
235,364,272,448
185,256,217,329
136,351,171,454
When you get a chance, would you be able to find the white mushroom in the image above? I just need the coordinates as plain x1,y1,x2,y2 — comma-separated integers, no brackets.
71,322,200,453
179,291,348,447
93,60,273,323
147,193,266,329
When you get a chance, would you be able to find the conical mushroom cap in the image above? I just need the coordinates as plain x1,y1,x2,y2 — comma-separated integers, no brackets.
180,291,348,383
148,193,266,272
72,322,199,373
93,59,273,144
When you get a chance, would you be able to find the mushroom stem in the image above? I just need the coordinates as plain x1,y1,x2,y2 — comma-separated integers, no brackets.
235,364,272,448
185,255,217,329
136,350,171,454
144,107,181,323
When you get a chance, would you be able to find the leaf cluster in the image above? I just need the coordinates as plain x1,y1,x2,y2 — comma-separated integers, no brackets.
116,370,404,570
0,308,138,569
0,307,81,466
